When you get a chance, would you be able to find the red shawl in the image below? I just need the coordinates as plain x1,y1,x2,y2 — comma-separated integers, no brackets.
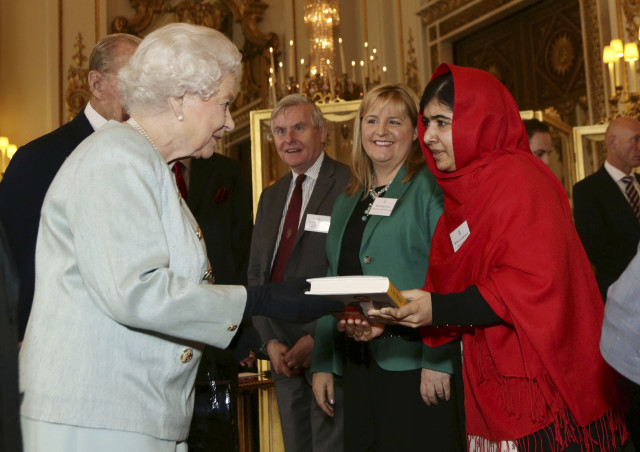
419,64,626,449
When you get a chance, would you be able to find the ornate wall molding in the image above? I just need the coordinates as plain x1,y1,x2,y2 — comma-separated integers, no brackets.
65,33,90,122
622,0,640,41
418,0,513,28
581,0,605,123
111,0,278,112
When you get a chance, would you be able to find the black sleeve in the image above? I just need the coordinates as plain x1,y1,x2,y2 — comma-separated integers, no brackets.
431,285,503,327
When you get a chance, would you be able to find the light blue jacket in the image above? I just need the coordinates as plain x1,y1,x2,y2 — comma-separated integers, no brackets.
19,121,246,441
311,165,456,375
601,244,640,385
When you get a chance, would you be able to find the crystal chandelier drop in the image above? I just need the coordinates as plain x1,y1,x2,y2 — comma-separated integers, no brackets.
304,0,340,78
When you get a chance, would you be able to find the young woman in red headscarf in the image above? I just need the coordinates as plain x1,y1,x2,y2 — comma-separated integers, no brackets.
368,64,628,451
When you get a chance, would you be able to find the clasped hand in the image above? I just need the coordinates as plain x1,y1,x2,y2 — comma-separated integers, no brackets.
336,313,384,341
367,289,433,327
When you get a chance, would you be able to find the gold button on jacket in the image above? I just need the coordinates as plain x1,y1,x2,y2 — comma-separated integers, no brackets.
195,227,202,239
180,349,193,363
202,267,214,284
227,324,238,332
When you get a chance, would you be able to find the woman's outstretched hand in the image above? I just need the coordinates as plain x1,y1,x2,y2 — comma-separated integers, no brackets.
336,313,385,341
367,289,433,328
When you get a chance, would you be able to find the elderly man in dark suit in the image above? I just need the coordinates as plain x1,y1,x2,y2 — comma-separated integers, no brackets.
0,33,140,340
573,116,640,301
248,94,350,452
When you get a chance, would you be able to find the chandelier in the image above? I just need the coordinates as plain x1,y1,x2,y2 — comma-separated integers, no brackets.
266,0,386,105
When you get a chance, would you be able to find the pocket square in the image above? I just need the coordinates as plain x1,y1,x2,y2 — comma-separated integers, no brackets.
212,187,229,204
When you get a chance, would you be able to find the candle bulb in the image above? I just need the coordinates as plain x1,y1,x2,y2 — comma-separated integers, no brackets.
370,55,375,81
351,60,356,82
299,58,305,94
269,47,276,77
339,37,346,75
278,61,286,93
382,66,387,82
360,60,367,94
611,39,624,87
624,42,639,93
363,42,369,82
288,40,295,79
603,45,617,96
269,76,276,104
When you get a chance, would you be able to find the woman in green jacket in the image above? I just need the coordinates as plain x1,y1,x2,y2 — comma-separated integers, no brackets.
310,84,463,451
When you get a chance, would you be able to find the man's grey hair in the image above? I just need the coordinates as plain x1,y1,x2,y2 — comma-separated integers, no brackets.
270,94,325,133
89,33,142,74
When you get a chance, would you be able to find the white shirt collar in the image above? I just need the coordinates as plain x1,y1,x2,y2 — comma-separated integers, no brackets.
84,101,109,131
293,151,325,181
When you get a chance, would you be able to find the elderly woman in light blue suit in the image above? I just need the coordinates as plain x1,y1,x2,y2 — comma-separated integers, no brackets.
310,84,463,451
19,23,340,452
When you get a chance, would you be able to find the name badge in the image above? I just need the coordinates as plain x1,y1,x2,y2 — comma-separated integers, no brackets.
305,214,331,233
450,220,470,252
369,198,397,216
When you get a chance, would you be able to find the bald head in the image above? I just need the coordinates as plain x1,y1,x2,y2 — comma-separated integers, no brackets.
605,117,640,174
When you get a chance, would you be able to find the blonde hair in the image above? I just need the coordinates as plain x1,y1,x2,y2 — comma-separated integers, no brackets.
346,83,424,197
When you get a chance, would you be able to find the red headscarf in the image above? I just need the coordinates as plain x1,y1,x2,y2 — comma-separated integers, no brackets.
419,64,625,447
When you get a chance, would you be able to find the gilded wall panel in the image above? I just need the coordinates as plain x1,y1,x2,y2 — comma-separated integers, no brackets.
454,0,584,122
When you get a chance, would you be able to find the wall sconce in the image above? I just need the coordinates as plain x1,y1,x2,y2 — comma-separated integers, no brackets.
603,34,640,119
0,136,17,177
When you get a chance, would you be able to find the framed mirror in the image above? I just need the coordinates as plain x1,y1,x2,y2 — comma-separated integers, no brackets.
249,100,361,216
572,124,608,183
519,109,575,199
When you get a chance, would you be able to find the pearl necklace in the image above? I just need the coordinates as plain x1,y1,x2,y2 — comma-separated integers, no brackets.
362,177,392,221
127,118,158,151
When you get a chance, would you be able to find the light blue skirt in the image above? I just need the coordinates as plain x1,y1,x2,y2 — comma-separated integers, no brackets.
21,416,189,452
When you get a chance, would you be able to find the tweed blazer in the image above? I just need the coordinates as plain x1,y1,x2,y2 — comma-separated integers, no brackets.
0,110,94,338
573,166,640,293
311,165,455,375
249,154,350,348
19,121,246,441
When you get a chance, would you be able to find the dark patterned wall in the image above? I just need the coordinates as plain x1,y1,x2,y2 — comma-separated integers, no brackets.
454,0,584,119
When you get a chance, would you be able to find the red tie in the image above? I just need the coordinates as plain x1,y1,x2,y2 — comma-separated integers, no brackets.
173,161,188,203
270,174,306,282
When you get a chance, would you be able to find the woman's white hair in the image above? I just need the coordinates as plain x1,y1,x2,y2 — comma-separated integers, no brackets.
119,23,242,115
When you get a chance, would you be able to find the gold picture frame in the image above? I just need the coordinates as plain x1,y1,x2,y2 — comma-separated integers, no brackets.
572,123,608,183
249,100,362,216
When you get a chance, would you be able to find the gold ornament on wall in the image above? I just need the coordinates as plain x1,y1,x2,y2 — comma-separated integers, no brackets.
548,32,575,77
65,33,90,122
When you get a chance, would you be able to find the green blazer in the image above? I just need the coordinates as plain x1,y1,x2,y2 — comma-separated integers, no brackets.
311,165,456,375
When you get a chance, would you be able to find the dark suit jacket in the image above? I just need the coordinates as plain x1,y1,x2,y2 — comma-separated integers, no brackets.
187,153,253,452
248,155,350,351
0,224,21,452
573,165,640,298
0,111,93,338
188,153,253,286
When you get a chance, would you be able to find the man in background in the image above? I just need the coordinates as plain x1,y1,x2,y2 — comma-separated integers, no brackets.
523,118,553,165
0,224,20,452
0,33,140,340
248,94,350,452
174,153,255,452
573,116,640,300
